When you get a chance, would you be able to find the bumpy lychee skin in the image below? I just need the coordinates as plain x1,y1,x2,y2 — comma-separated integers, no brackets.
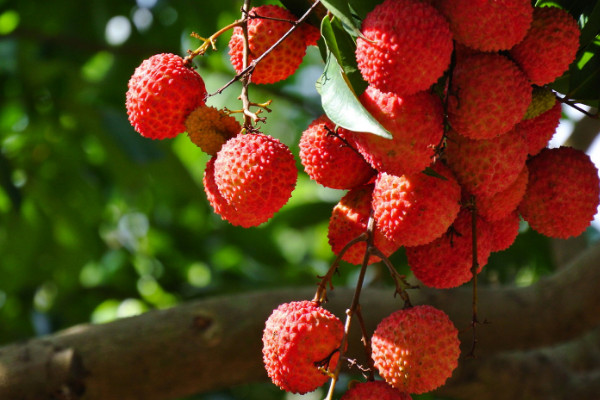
328,185,399,265
213,133,297,228
300,115,375,190
474,165,529,222
203,157,249,227
510,7,581,86
487,210,521,252
523,86,557,120
445,128,528,198
126,53,207,140
262,301,344,394
355,0,453,96
371,305,460,394
229,5,307,84
186,106,240,156
340,381,412,400
515,100,562,156
434,0,532,51
372,162,461,247
519,147,600,239
406,209,493,289
347,86,444,177
447,53,531,140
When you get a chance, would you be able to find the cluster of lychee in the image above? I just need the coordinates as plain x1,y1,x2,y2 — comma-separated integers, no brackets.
124,0,599,398
262,300,459,398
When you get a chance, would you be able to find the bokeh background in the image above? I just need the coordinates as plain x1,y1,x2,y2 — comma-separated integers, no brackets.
1,0,599,399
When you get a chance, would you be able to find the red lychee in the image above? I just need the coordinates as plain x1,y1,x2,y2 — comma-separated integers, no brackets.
340,381,412,400
474,165,529,222
406,209,493,289
515,100,562,156
445,128,528,198
212,133,297,228
346,86,444,177
355,0,453,96
447,53,532,140
203,157,248,227
371,305,460,394
299,115,375,190
328,184,399,265
434,0,533,51
262,300,344,394
519,147,600,238
372,162,461,247
229,5,307,84
487,210,521,252
510,6,581,86
126,53,207,140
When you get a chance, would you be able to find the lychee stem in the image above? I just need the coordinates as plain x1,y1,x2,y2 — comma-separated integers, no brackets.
354,305,375,381
184,21,243,65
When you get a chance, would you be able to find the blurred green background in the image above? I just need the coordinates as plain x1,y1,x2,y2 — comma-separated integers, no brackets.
0,1,598,399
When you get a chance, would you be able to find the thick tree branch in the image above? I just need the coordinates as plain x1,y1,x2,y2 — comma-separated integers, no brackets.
0,243,599,400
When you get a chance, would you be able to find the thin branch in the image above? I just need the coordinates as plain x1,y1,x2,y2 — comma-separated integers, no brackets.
554,91,599,119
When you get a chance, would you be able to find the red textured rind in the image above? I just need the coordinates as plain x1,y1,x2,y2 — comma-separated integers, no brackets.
126,53,207,140
514,101,562,156
406,209,493,289
510,7,581,86
487,210,521,252
434,0,532,51
475,165,529,222
300,115,375,190
203,158,249,226
519,147,600,238
372,163,461,247
371,305,460,394
356,0,453,96
347,86,444,176
328,185,399,265
340,381,412,400
447,53,532,139
262,301,344,394
213,133,297,228
445,128,528,197
229,5,307,84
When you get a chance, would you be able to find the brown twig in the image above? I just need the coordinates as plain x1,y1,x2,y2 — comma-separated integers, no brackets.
554,92,599,119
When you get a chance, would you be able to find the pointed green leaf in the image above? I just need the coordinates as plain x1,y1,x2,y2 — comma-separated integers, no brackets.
316,53,392,139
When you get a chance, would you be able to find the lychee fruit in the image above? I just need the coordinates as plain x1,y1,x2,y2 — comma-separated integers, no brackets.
510,6,581,86
328,184,399,265
474,165,529,222
355,0,453,96
434,0,533,51
515,100,562,156
447,53,532,140
229,5,307,84
299,115,375,190
445,128,528,198
519,147,600,239
126,53,207,140
346,86,444,177
372,162,461,247
523,86,558,120
185,106,241,156
371,305,460,394
340,381,412,400
212,133,297,228
262,300,344,394
406,209,493,289
487,210,521,252
203,157,248,227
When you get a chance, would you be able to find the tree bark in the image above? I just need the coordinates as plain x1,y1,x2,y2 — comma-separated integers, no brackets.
1,243,599,400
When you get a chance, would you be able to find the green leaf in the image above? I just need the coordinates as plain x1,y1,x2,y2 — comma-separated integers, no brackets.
316,52,392,139
320,0,362,36
320,16,367,94
579,1,600,47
